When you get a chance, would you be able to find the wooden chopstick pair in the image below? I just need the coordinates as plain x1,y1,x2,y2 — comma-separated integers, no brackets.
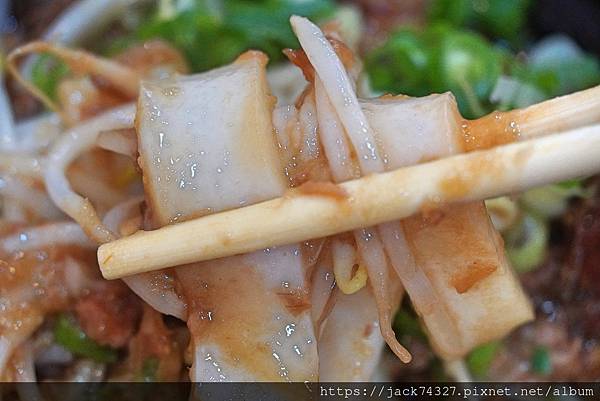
98,86,600,280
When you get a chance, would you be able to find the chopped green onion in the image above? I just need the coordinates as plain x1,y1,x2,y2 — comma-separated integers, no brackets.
531,346,552,375
528,36,600,97
366,25,503,118
138,357,160,382
427,0,472,28
427,0,532,45
54,314,118,364
134,0,336,72
365,29,432,98
557,179,585,190
467,341,501,378
521,181,589,219
505,213,548,273
428,26,503,118
31,54,70,101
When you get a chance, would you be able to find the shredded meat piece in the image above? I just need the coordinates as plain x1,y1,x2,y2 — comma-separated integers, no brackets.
129,307,182,380
75,281,142,348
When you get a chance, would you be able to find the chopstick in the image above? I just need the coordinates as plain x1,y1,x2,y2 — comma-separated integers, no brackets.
98,123,600,279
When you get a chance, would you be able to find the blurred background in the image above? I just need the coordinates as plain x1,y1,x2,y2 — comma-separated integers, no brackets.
1,0,600,381
3,0,600,120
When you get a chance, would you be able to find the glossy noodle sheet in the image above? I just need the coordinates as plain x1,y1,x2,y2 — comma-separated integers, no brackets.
136,52,318,381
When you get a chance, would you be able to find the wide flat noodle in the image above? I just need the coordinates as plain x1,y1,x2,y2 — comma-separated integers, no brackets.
136,52,318,381
364,94,534,358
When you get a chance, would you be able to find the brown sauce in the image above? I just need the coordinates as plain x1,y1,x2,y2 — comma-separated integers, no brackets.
178,260,287,380
276,289,311,317
438,151,527,201
286,157,331,188
450,261,497,294
460,111,522,152
418,200,447,226
296,180,348,201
